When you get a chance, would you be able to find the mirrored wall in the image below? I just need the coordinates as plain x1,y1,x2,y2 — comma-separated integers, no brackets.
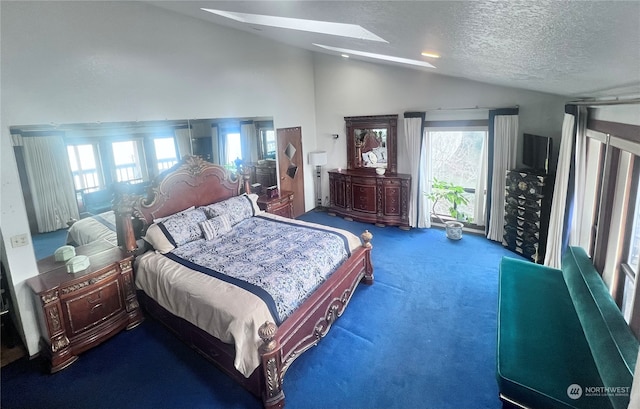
11,116,275,258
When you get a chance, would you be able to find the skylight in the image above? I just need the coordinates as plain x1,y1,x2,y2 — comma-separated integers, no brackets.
314,44,437,69
201,8,387,43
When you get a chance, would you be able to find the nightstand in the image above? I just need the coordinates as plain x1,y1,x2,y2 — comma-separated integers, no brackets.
257,190,294,218
27,240,143,372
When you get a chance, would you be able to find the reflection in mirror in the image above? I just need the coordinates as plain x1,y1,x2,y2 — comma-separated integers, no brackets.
354,128,387,168
345,114,398,174
11,116,274,260
259,126,276,160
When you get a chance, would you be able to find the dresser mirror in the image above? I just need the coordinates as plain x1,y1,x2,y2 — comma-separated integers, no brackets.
345,114,397,174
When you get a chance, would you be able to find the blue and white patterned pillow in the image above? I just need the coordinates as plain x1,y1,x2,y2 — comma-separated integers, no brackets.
202,194,256,226
199,215,232,240
158,208,207,247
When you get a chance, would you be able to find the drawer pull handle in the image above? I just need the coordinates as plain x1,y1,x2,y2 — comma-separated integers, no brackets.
87,292,102,304
90,303,104,313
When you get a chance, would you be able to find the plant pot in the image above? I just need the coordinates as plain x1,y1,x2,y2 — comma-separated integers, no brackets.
445,221,464,240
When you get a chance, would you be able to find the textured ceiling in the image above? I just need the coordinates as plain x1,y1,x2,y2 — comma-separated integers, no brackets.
148,1,640,98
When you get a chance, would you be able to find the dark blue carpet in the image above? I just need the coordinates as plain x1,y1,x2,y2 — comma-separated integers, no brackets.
32,229,68,260
2,212,524,409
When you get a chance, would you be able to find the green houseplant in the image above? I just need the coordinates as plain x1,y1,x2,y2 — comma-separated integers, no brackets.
425,178,471,240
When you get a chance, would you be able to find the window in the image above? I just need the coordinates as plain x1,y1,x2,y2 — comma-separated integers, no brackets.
261,129,276,159
579,118,640,340
219,130,242,171
428,127,487,224
153,137,178,172
621,163,640,332
112,140,146,183
67,144,103,192
622,187,640,322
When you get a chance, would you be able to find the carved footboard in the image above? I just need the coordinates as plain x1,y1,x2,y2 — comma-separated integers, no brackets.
257,232,374,409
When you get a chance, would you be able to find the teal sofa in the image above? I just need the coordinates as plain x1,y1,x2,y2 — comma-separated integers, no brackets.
497,246,638,409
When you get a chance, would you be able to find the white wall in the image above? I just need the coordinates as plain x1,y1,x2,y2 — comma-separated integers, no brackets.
0,1,319,355
312,52,568,200
591,104,640,126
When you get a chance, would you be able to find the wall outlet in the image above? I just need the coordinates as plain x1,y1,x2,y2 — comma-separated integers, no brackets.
10,233,29,248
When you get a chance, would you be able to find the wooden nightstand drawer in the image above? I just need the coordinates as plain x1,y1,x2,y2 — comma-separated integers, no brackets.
63,277,124,335
27,240,143,372
257,190,294,218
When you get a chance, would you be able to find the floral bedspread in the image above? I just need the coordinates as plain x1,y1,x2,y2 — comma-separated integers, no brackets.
165,215,351,324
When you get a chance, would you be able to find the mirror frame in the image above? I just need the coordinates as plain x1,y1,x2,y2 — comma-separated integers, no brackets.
345,114,397,174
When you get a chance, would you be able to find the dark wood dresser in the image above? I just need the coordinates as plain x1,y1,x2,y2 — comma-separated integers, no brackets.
27,240,143,372
257,190,294,218
502,169,554,263
328,169,411,229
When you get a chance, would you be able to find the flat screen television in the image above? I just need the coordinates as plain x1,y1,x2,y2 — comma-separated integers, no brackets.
522,133,552,173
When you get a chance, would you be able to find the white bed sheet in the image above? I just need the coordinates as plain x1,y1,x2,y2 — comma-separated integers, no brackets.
134,212,362,377
67,211,118,247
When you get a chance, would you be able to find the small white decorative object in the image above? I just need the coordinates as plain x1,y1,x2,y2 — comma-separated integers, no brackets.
54,245,76,262
66,255,90,273
375,167,386,175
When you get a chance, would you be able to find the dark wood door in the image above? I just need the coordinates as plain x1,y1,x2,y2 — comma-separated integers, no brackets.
276,127,305,218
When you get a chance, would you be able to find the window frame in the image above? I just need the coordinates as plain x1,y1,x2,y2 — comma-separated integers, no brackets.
66,142,104,192
217,124,243,170
110,138,148,184
424,120,489,229
582,118,640,339
152,135,179,173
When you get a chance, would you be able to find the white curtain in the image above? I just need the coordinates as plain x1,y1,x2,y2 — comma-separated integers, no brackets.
211,125,219,164
486,115,518,241
174,126,192,158
403,114,430,228
474,133,488,226
544,112,576,268
22,134,80,232
240,122,259,164
569,107,588,246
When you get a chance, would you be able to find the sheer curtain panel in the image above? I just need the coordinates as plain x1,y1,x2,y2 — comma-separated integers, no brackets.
569,106,588,247
211,125,220,164
544,108,578,268
474,133,488,226
403,113,429,228
22,133,80,232
486,111,518,241
175,126,192,158
240,121,259,164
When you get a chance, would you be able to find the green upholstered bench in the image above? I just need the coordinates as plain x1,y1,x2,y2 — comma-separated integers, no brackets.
497,246,638,409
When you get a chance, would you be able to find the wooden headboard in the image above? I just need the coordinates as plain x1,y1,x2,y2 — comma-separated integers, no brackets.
114,155,250,252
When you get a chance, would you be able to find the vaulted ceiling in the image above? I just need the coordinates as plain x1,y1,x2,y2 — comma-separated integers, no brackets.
148,1,640,99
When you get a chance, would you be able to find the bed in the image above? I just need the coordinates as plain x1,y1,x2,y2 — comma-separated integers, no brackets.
114,156,374,409
66,211,118,247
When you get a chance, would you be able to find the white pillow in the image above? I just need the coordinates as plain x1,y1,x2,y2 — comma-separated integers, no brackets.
143,223,175,254
199,215,232,240
246,193,263,215
152,206,195,224
372,147,387,162
202,194,259,226
158,207,207,247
